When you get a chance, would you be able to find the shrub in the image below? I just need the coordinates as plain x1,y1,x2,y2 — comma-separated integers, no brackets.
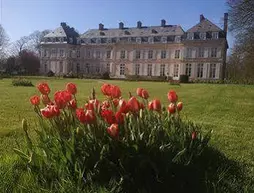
12,78,34,87
102,72,110,80
179,74,189,83
15,83,216,192
47,70,55,77
125,75,167,82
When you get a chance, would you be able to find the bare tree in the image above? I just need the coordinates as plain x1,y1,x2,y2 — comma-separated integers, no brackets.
28,30,51,53
0,24,9,57
11,36,31,56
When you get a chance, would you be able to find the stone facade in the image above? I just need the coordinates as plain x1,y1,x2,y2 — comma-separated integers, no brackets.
40,14,228,80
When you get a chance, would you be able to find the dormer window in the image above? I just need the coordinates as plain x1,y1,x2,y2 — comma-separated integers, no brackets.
187,32,194,40
124,30,130,35
200,32,206,40
161,36,167,43
175,36,181,43
107,38,112,44
136,37,141,44
77,38,81,44
69,38,73,43
152,29,157,34
100,31,105,36
212,32,219,39
96,38,101,44
148,37,154,43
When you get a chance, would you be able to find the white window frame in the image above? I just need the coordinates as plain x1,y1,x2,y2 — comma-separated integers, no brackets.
120,50,126,59
173,64,179,77
120,64,125,75
148,37,154,43
136,50,141,59
211,48,217,58
147,64,152,76
197,63,204,78
209,64,216,78
160,64,165,76
212,32,219,39
187,33,194,40
161,36,167,43
106,50,111,59
198,47,204,58
136,37,141,44
175,50,180,59
200,32,206,40
161,50,166,59
185,63,192,76
135,64,140,75
148,50,153,59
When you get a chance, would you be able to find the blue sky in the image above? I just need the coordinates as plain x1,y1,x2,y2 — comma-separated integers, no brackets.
1,0,233,48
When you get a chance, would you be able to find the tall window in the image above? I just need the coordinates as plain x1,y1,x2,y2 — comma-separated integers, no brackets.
136,50,141,59
147,64,152,76
51,49,56,57
197,64,204,78
107,50,111,59
135,64,140,75
120,50,125,59
96,65,100,73
210,64,216,78
87,50,91,58
106,63,110,72
60,49,64,57
198,47,204,58
186,48,192,58
185,63,192,76
96,51,100,58
76,63,80,73
187,33,194,40
173,64,179,77
86,63,90,73
211,48,217,57
212,32,218,39
44,49,47,57
59,61,63,73
148,50,153,59
120,64,125,75
161,50,166,59
44,62,47,72
175,50,180,59
160,64,165,76
200,32,206,40
76,50,80,58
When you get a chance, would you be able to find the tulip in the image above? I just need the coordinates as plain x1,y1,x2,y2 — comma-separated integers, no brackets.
113,98,119,107
107,123,119,139
68,99,77,109
76,108,86,123
168,103,176,114
167,90,178,103
119,99,128,113
136,88,143,97
177,102,183,111
37,82,50,95
41,94,50,105
102,100,110,109
54,90,72,109
139,102,145,110
148,101,154,110
85,110,96,124
30,95,40,106
101,109,116,124
41,104,60,118
141,89,149,99
115,111,125,124
110,85,121,98
127,96,140,113
66,82,77,95
101,84,111,96
192,131,197,140
152,99,161,112
88,99,100,111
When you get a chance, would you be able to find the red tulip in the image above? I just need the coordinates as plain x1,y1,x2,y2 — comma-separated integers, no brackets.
167,90,178,103
76,108,86,123
101,84,111,96
101,100,110,109
68,99,77,109
107,123,119,139
88,99,100,111
41,104,60,118
115,111,125,124
101,109,116,124
141,89,149,99
66,83,77,95
119,99,128,113
54,90,72,109
85,110,96,124
139,102,145,109
30,95,40,106
37,82,50,95
41,94,50,105
168,103,176,114
148,101,154,110
110,85,121,98
127,96,140,113
152,99,161,112
113,98,119,107
136,88,143,97
177,102,183,111
192,131,197,140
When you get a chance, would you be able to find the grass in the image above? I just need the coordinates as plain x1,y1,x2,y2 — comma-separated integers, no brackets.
0,77,254,191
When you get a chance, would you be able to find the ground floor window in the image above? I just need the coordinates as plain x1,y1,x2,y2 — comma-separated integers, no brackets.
120,64,125,75
59,61,63,73
86,63,90,73
135,64,140,75
147,64,152,76
160,64,165,76
77,63,80,73
106,63,110,73
44,62,47,72
210,64,216,78
197,63,204,78
173,64,179,77
185,63,192,76
96,65,100,73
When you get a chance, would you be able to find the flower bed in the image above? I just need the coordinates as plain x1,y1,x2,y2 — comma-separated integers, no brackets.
15,82,214,192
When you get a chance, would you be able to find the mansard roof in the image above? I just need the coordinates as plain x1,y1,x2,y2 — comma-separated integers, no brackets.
80,25,185,38
44,22,79,38
187,18,222,33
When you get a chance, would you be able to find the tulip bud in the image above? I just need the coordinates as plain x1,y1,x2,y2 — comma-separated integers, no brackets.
168,103,176,114
177,102,183,111
22,118,28,132
192,131,197,140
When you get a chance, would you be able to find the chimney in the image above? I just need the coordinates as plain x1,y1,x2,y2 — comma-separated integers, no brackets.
137,21,142,28
223,13,228,35
161,19,166,27
99,23,104,30
119,22,124,29
200,14,205,22
60,22,67,27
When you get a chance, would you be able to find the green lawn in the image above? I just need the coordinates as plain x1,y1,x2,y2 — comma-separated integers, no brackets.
1,78,254,190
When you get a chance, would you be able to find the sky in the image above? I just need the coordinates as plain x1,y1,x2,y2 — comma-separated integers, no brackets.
0,0,233,48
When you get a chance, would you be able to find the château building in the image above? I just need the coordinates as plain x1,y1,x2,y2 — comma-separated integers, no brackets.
40,13,228,80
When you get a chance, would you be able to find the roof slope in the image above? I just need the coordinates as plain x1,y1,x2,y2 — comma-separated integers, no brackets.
44,26,67,38
187,18,222,32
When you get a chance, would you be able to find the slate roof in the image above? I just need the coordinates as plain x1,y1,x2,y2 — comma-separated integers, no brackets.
44,26,67,38
80,25,185,38
187,18,222,33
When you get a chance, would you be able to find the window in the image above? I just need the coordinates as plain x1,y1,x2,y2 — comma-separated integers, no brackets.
120,50,125,59
173,64,179,77
60,49,64,57
186,48,192,58
77,63,80,73
86,63,90,73
211,48,217,57
59,61,63,73
175,50,180,59
96,66,100,73
44,62,47,72
212,32,219,39
148,50,153,59
136,38,141,44
135,64,140,75
200,32,206,40
187,33,194,40
147,64,152,76
44,49,47,57
120,64,125,75
87,50,91,58
51,49,56,57
161,36,167,43
136,50,141,59
96,51,100,58
210,64,216,78
161,50,166,59
175,36,181,42
198,47,204,58
197,64,204,78
185,63,192,76
107,50,111,59
106,63,110,72
76,50,80,58
148,37,154,43
160,64,165,76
